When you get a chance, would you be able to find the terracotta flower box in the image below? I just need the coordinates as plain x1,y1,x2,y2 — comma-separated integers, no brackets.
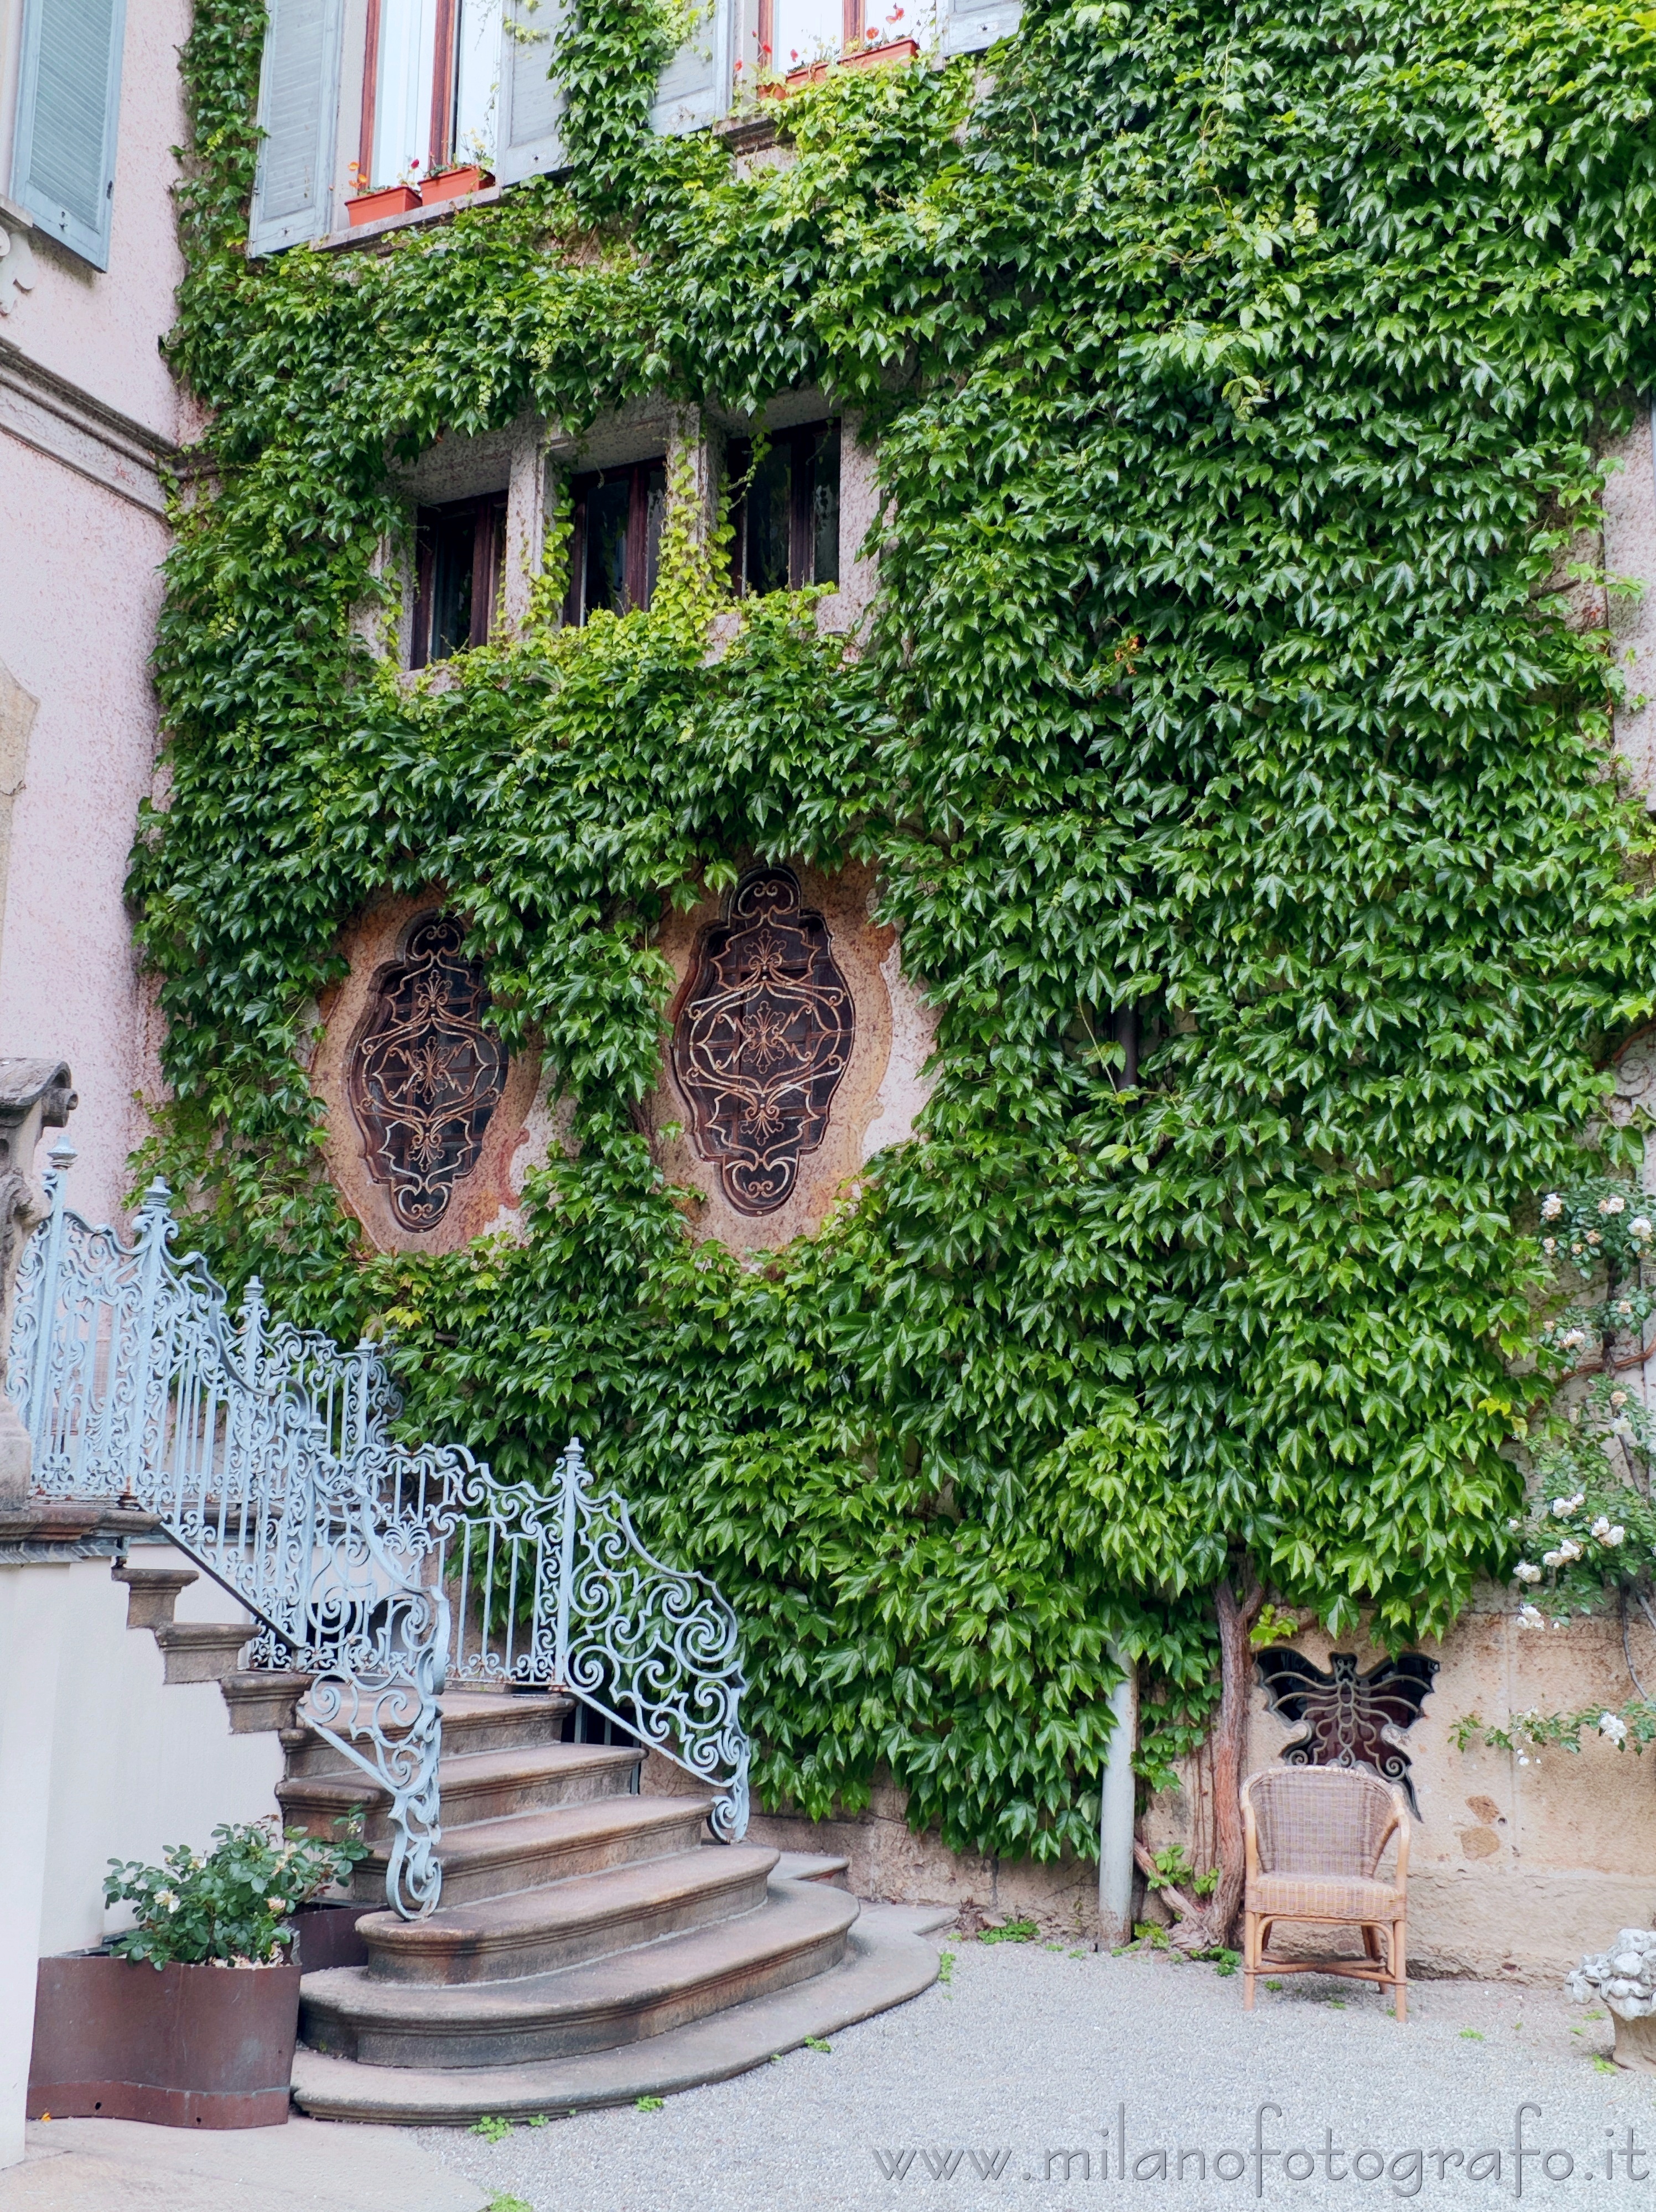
421,164,493,205
28,1951,301,2127
347,182,421,226
782,36,920,89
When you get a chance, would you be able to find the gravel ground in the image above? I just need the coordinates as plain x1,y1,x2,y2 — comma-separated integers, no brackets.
416,1936,1656,2212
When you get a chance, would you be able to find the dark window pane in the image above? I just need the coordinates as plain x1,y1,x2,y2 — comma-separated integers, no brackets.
745,440,793,597
429,508,476,662
811,420,840,587
584,474,631,617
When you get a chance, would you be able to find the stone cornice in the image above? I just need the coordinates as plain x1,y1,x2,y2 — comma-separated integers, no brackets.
0,339,178,518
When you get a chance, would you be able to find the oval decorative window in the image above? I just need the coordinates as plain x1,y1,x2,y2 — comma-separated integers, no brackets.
670,867,855,1215
347,913,507,1231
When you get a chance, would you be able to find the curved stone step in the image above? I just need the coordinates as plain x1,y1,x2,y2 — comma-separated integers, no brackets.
278,1741,642,1843
357,1843,782,1985
281,1689,572,1779
346,1791,715,1906
299,1878,858,2069
291,1898,942,2122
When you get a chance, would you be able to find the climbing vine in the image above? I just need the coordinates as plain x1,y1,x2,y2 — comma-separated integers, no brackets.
135,0,1656,1867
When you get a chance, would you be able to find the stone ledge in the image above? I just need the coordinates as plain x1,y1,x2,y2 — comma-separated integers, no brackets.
0,1500,159,1563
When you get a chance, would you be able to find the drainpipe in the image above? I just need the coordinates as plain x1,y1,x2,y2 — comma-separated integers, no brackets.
1098,1656,1139,1946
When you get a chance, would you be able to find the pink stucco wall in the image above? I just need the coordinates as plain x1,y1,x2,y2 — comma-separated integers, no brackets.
0,0,188,1220
0,445,170,1217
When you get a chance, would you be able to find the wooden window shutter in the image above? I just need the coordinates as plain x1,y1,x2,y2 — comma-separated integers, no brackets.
651,0,735,137
9,0,128,270
247,0,345,257
495,0,568,186
939,0,1021,54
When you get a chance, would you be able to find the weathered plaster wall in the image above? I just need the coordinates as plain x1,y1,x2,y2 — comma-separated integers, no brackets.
1136,1604,1656,1982
1604,407,1656,808
32,1548,282,1958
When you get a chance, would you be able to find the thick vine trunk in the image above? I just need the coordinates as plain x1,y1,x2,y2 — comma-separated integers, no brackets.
1134,1564,1263,1953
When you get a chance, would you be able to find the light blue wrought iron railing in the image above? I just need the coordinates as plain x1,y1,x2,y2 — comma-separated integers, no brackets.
245,1301,750,1843
6,1145,750,1919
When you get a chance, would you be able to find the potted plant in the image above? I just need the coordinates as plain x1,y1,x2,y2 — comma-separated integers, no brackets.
28,1818,365,2127
346,160,422,226
420,160,494,206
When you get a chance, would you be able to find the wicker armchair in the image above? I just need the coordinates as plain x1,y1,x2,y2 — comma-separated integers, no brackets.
1242,1766,1410,2020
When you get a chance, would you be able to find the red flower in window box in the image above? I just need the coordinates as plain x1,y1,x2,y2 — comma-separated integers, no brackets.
421,164,494,205
347,182,422,225
782,35,918,90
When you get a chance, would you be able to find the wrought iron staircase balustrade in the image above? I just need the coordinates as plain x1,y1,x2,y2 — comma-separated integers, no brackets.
6,1147,751,1924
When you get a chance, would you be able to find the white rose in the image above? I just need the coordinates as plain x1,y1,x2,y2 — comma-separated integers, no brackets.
1633,1219,1653,1238
1600,1713,1629,1745
1543,1237,1558,1254
1558,1538,1584,1562
1541,1194,1564,1220
1514,1562,1544,1583
1606,1526,1626,1547
1518,1604,1545,1628
1602,1195,1627,1216
1611,1389,1629,1408
1543,1549,1565,1568
267,1896,287,1914
1552,1495,1583,1517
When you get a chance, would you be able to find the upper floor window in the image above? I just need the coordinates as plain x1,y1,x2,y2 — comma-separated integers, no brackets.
5,0,126,269
412,491,506,667
564,461,667,625
763,0,904,71
728,422,840,597
249,0,1023,256
361,0,502,189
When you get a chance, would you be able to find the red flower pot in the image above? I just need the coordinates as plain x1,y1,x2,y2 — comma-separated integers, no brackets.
347,183,421,226
28,1952,301,2128
420,164,493,204
783,37,919,88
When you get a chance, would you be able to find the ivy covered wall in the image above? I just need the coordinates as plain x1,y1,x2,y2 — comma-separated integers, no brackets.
138,0,1656,1862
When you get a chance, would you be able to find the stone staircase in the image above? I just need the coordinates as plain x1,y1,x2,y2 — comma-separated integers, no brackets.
279,1688,943,2121
106,1562,946,2119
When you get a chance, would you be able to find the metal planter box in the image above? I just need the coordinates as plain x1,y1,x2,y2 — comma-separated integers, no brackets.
28,1952,302,2127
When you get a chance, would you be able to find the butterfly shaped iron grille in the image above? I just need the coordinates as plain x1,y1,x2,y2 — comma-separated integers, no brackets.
1254,1648,1439,1817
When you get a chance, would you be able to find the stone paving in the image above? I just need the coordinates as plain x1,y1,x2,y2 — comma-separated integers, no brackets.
417,1932,1656,2212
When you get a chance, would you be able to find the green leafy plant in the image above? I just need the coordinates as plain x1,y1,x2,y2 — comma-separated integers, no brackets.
977,1918,1039,1945
471,2116,516,2143
102,1818,365,1969
635,2096,665,2112
141,0,1656,1923
803,2035,832,2051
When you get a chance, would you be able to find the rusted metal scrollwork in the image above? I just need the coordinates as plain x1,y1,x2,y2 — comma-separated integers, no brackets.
347,912,507,1231
671,867,854,1215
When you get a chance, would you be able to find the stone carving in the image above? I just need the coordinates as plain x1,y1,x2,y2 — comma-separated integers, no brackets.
1254,1648,1439,1816
670,868,855,1215
0,1058,76,1503
0,216,36,317
347,914,507,1232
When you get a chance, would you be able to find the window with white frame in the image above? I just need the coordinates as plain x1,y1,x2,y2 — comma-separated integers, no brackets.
246,0,1022,257
359,0,502,190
